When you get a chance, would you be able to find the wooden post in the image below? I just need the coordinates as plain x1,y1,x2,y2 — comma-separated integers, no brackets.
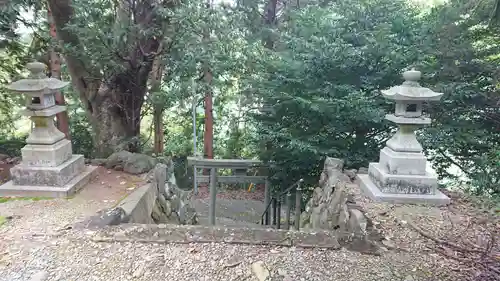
276,198,281,229
209,168,217,225
48,6,70,140
264,179,270,225
294,181,302,230
272,198,277,226
193,165,198,194
285,192,292,230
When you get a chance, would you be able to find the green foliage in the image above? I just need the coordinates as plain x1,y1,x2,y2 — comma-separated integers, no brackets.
69,111,94,158
2,0,499,197
0,135,26,157
249,0,425,188
418,0,500,196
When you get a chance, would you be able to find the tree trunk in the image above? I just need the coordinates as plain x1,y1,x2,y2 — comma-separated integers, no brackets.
88,85,145,157
203,79,214,160
151,48,164,155
203,0,214,162
153,105,164,155
263,0,278,49
47,6,71,140
47,0,163,158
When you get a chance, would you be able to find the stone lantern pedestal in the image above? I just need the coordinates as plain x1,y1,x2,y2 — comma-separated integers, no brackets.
357,70,450,205
0,62,97,198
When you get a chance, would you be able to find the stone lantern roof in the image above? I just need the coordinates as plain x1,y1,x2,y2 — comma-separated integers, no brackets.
5,62,69,94
381,69,443,102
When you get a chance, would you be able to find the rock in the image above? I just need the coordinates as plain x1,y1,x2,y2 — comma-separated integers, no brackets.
132,264,145,278
344,169,357,181
29,270,49,281
348,209,367,234
404,275,416,281
337,203,350,232
90,158,107,166
0,153,9,161
75,207,127,229
114,165,124,171
123,154,157,174
357,167,368,174
381,239,396,250
251,261,270,281
106,151,157,174
299,157,381,254
106,151,133,168
150,163,197,225
6,157,20,164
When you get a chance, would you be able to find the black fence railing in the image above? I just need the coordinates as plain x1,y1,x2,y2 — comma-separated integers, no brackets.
260,179,303,230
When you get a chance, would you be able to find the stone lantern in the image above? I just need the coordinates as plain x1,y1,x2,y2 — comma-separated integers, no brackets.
357,69,450,205
0,62,96,197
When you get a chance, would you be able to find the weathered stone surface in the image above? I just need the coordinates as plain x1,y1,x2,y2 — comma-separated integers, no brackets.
344,169,357,181
357,167,369,174
0,165,97,198
29,270,49,281
348,209,367,235
74,207,127,229
251,261,270,281
368,162,438,194
119,184,156,224
105,151,157,175
301,157,351,231
10,155,85,187
25,115,66,145
299,157,382,255
21,139,72,167
89,223,342,249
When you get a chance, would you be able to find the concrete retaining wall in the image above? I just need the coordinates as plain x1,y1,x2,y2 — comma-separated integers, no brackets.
118,184,156,224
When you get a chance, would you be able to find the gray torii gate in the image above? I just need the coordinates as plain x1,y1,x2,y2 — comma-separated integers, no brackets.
187,157,271,226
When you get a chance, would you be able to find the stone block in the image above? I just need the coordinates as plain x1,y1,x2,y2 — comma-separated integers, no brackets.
385,127,423,153
21,105,66,117
378,147,427,176
368,163,437,195
10,155,85,187
0,165,97,198
25,118,66,145
118,184,156,224
357,173,450,206
21,139,72,167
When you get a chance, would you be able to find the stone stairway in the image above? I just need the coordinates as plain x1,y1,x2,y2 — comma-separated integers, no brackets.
192,198,291,229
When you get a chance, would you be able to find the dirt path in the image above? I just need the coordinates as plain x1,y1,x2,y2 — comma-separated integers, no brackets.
0,166,145,243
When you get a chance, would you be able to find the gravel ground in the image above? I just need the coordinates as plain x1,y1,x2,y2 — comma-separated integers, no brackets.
0,168,497,281
0,230,453,281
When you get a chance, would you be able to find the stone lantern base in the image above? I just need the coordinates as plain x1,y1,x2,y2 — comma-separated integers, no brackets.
357,162,450,206
0,108,97,198
0,61,97,198
0,156,97,198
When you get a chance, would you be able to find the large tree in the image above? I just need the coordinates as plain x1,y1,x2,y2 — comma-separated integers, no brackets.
47,0,175,157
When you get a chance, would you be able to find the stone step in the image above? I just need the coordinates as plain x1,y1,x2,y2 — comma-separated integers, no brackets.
192,198,295,225
88,223,342,249
197,216,266,229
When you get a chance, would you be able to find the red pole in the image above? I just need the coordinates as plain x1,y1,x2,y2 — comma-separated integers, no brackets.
48,6,71,140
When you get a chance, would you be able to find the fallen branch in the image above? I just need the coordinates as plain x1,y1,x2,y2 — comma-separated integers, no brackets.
408,221,485,254
409,220,500,280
